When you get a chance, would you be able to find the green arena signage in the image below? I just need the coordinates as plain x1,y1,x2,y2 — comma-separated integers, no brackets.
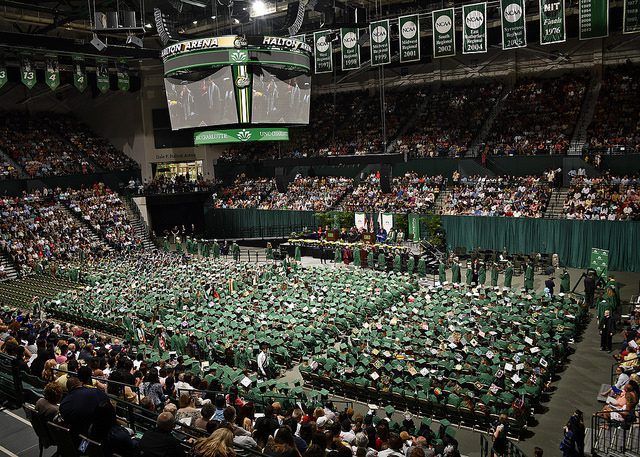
194,127,289,145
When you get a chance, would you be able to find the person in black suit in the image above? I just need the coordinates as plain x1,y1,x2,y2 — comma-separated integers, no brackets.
584,271,596,308
600,309,614,352
138,412,185,457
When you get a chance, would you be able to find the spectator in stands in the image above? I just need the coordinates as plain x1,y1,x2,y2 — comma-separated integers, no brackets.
88,400,139,456
193,426,236,457
35,382,63,422
176,392,201,427
264,426,300,457
138,412,186,457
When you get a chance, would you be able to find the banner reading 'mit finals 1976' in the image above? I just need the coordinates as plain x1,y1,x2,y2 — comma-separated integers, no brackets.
580,0,609,39
313,31,333,73
370,20,391,65
340,27,360,70
501,0,527,49
432,8,456,58
540,0,566,44
624,0,640,33
462,3,488,54
399,15,420,63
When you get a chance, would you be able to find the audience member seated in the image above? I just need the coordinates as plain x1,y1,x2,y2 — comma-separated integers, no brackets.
563,174,640,220
340,172,444,213
396,83,502,158
212,175,276,208
585,64,640,156
143,175,219,194
258,175,352,211
483,74,587,155
441,175,551,217
0,158,19,180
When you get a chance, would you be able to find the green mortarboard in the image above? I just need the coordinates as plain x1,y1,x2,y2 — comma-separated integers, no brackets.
421,417,432,427
384,405,395,415
439,419,451,428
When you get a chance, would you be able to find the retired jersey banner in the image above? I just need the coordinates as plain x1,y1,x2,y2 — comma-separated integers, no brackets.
117,58,130,91
20,55,36,89
399,15,420,63
462,3,488,54
540,0,566,44
340,28,360,70
432,8,456,58
0,56,7,90
73,55,87,92
624,0,640,33
501,0,527,49
370,20,391,65
313,31,333,73
580,0,609,39
96,58,110,93
44,55,60,91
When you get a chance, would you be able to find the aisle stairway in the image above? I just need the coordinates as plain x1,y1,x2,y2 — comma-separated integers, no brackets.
0,250,18,281
569,73,602,155
121,195,155,250
57,205,113,252
544,188,569,218
467,80,514,157
434,189,451,213
0,147,27,178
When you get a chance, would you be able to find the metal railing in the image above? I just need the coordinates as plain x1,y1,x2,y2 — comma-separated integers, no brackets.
591,410,640,456
480,433,528,457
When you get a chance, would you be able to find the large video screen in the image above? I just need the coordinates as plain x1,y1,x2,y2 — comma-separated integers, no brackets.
251,67,311,124
165,67,238,130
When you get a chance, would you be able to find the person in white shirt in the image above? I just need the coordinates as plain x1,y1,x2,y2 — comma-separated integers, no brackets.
600,366,630,398
257,344,271,379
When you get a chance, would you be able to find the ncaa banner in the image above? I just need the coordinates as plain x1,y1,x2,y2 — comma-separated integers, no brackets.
20,54,36,89
313,31,333,73
624,0,640,33
432,8,456,58
73,55,87,92
580,0,609,39
44,55,60,91
340,28,360,70
540,0,566,44
96,58,110,93
399,15,420,63
0,55,6,90
370,20,391,65
501,0,527,49
462,3,488,54
117,58,130,91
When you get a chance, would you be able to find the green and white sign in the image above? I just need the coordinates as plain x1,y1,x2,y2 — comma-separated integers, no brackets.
501,0,527,49
540,0,566,44
590,248,609,279
432,8,456,58
194,127,289,145
73,55,87,92
313,31,333,74
0,56,6,90
624,0,640,33
340,27,360,70
462,3,488,54
399,15,420,63
96,58,110,93
408,214,421,240
580,0,609,39
370,20,391,65
20,54,36,89
116,58,130,91
45,54,60,91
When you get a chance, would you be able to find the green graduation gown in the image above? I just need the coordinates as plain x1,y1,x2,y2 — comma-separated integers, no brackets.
466,268,473,285
407,256,415,275
451,262,461,283
353,249,361,267
504,265,513,288
295,246,302,261
478,264,486,285
524,265,534,290
266,247,274,260
560,271,570,293
377,253,386,271
335,248,342,263
438,262,446,283
393,254,401,273
232,243,241,261
367,251,375,269
418,258,427,277
491,265,499,287
212,242,220,259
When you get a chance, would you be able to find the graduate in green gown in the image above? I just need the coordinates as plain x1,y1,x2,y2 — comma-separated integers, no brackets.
232,241,241,261
504,262,513,288
560,269,570,293
478,263,486,285
175,240,183,253
266,242,274,260
524,264,534,290
367,251,375,269
407,256,415,275
393,254,401,273
491,263,499,287
465,267,473,285
295,246,302,262
417,258,426,277
163,238,170,252
377,253,386,271
334,248,342,263
438,261,446,283
353,249,361,267
212,240,221,259
451,259,461,283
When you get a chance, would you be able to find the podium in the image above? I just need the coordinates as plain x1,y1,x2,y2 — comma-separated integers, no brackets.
362,232,375,243
326,230,340,241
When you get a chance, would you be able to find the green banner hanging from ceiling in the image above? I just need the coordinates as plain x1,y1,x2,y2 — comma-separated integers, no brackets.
579,0,609,39
432,8,456,58
44,54,60,91
399,15,420,63
73,55,87,92
501,0,527,49
96,57,110,93
20,54,36,89
340,27,360,70
624,0,640,33
540,0,566,44
313,31,333,74
369,19,391,65
117,59,130,91
462,3,488,54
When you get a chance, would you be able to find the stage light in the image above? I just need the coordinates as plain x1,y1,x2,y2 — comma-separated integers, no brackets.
91,33,107,51
211,15,216,19
145,23,152,28
251,0,268,16
233,18,240,23
192,20,198,24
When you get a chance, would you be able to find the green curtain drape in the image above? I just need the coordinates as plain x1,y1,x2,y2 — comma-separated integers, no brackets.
204,208,319,239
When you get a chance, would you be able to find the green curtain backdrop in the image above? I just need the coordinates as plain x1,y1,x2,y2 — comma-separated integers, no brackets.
441,216,640,272
204,208,318,239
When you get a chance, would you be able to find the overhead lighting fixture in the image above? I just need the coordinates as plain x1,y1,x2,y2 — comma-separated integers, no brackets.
90,33,107,51
233,18,240,23
126,34,144,47
145,23,152,28
211,15,217,19
181,0,207,6
192,20,198,24
250,0,274,17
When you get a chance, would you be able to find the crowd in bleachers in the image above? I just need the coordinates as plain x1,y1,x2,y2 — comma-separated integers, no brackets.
212,175,276,209
396,83,502,158
258,175,353,211
0,158,20,180
481,74,587,156
339,172,444,213
142,175,220,194
586,64,640,155
441,175,551,217
563,174,640,220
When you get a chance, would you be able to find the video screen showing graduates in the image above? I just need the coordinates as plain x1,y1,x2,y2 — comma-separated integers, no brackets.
251,67,311,124
164,66,238,130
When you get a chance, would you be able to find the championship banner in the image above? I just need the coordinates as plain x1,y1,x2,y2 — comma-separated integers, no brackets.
399,15,420,63
540,0,566,44
117,58,130,91
408,214,421,240
340,27,360,70
381,213,394,233
462,3,488,54
96,58,110,93
72,55,87,92
624,0,640,33
355,212,366,229
313,31,333,74
432,8,456,58
369,20,391,65
0,56,7,90
44,55,60,91
590,248,609,279
501,0,527,49
20,54,36,89
580,0,609,39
